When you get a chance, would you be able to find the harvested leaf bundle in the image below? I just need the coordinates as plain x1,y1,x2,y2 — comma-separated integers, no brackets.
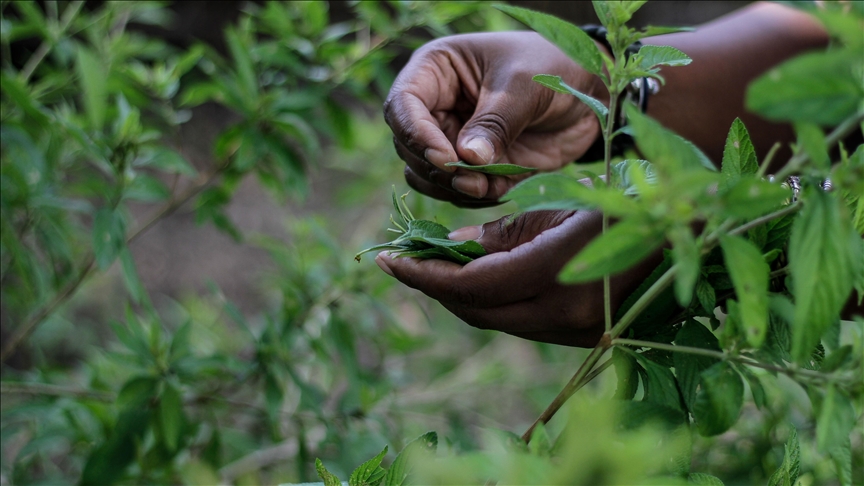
355,187,486,264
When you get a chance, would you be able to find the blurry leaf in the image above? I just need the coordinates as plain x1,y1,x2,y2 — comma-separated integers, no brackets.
720,235,769,348
264,370,284,421
348,445,387,486
527,422,552,456
789,189,859,363
693,362,743,436
642,25,695,37
720,179,791,220
496,5,603,76
593,1,646,27
560,218,664,283
829,438,853,486
92,208,127,269
316,458,342,486
820,345,853,372
117,376,158,409
532,74,608,131
124,174,170,202
1,73,51,124
385,432,437,486
627,106,717,176
794,122,829,171
668,225,699,306
139,146,196,176
617,400,686,431
75,43,108,128
673,320,721,413
720,118,758,189
225,27,258,101
746,49,863,126
636,45,691,70
733,363,766,410
612,347,639,400
768,426,800,486
445,160,536,175
202,429,222,468
815,384,856,453
160,383,184,452
763,213,795,254
80,406,150,486
119,247,145,304
688,473,725,485
505,173,638,215
616,253,680,338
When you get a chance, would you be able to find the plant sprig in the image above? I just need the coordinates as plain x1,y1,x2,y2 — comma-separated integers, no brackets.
354,187,486,264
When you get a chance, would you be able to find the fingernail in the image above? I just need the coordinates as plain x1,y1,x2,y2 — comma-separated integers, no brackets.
448,225,482,241
452,175,485,198
425,148,455,170
375,253,395,277
464,137,494,165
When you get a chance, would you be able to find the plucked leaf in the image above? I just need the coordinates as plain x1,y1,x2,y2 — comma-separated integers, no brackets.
720,235,769,347
445,161,536,175
495,5,604,76
693,362,744,436
532,74,608,131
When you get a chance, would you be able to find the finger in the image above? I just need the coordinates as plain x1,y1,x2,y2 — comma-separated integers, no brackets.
474,210,576,253
441,297,604,339
403,167,500,208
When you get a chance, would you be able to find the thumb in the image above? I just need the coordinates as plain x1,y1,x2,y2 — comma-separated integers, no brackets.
448,211,577,254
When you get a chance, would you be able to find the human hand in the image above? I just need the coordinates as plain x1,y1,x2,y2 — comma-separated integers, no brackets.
383,32,608,207
374,210,663,347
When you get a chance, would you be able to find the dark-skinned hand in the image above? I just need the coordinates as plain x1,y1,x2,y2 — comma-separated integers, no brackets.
375,210,664,347
383,31,607,207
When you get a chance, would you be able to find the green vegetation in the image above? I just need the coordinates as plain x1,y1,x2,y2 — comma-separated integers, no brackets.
1,1,861,485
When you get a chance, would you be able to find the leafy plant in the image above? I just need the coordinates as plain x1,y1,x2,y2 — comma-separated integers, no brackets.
355,187,486,264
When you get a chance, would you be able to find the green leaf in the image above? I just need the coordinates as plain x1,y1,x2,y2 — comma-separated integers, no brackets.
384,432,437,486
815,384,856,453
527,422,552,456
495,5,604,76
693,362,744,436
768,426,800,486
92,208,127,270
505,173,638,215
642,26,696,37
668,225,700,306
688,473,725,485
720,179,791,220
626,106,717,176
225,27,258,101
75,43,108,128
117,376,158,409
160,383,184,452
636,45,692,70
720,235,770,347
119,247,145,304
593,0,646,27
124,174,170,202
720,118,758,189
789,189,859,363
138,147,197,176
612,347,639,400
316,458,342,486
445,160,536,175
673,320,721,414
559,218,664,284
746,49,863,126
829,438,853,486
532,74,608,131
631,350,684,412
794,122,829,171
733,363,767,410
348,445,388,486
695,278,716,315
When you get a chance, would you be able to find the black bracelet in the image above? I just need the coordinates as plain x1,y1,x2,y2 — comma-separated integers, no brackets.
576,25,656,163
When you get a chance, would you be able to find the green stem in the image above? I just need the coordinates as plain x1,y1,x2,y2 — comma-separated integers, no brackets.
725,201,802,239
602,92,621,334
19,1,85,83
612,338,852,384
756,142,781,179
0,164,229,365
774,110,864,180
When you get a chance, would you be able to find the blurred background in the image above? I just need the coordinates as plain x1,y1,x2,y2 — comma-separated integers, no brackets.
7,1,855,485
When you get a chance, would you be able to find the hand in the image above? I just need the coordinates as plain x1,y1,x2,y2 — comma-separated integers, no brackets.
383,32,607,207
374,210,663,347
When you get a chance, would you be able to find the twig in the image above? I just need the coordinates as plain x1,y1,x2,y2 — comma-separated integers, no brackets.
756,142,782,179
19,1,85,83
0,165,228,365
774,111,864,180
0,381,115,401
602,92,621,334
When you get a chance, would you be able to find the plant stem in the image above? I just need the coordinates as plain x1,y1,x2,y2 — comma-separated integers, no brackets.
774,110,864,180
0,381,115,401
612,338,852,384
756,142,781,179
520,344,611,442
725,201,802,239
0,164,229,365
19,1,85,83
602,92,621,334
